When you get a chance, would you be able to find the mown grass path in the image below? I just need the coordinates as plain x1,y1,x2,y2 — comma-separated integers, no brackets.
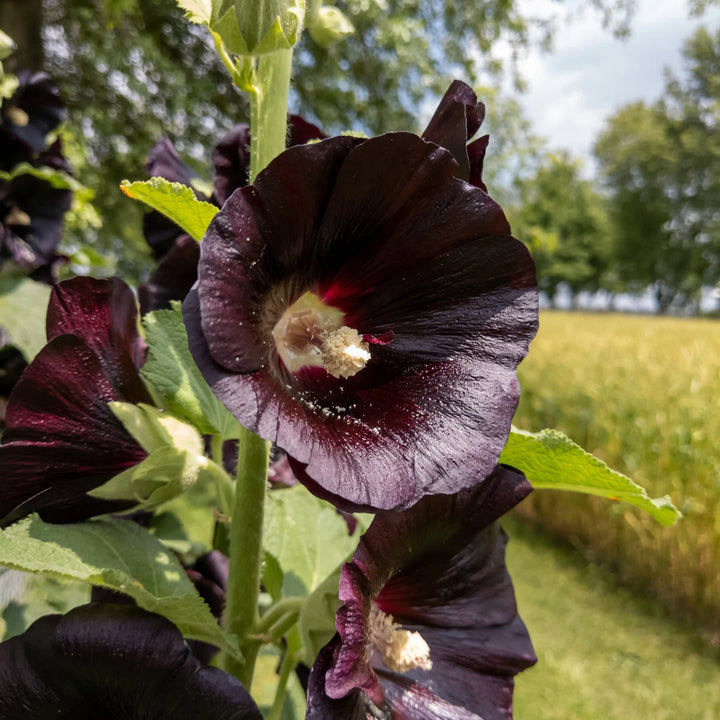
507,519,720,720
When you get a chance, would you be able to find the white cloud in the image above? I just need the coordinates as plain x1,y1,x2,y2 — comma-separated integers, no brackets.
509,0,720,167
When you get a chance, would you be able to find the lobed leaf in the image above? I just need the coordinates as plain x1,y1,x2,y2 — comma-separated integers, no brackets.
263,485,359,597
500,428,680,526
0,515,242,659
120,178,218,243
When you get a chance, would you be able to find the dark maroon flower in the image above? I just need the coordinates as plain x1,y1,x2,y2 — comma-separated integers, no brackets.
422,80,490,192
184,128,537,512
0,603,261,720
0,70,66,166
305,465,536,720
139,118,326,313
0,277,151,526
0,72,72,281
138,234,201,315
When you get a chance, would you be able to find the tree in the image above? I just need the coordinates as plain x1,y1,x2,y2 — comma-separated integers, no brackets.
511,151,611,305
595,25,720,313
0,0,643,279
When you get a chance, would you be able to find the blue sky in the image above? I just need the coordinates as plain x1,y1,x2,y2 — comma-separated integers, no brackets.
507,0,720,168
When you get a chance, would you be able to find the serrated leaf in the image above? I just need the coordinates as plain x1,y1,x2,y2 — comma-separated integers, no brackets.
120,178,218,243
0,277,50,360
176,0,213,24
141,305,243,439
263,485,358,596
500,428,681,526
0,515,241,659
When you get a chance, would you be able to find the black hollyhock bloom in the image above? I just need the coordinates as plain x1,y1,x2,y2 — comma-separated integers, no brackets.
184,123,537,512
0,277,152,526
0,603,261,720
139,117,325,313
0,72,72,281
0,70,66,166
305,465,536,720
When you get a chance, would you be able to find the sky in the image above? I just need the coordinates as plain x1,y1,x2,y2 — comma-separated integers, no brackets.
507,0,720,168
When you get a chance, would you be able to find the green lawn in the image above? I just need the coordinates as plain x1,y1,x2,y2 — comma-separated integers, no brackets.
507,518,720,720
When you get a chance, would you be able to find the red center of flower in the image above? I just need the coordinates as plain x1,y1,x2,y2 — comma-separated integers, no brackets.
271,291,371,379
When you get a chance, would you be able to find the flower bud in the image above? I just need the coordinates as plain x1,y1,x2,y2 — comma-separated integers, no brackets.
212,0,306,56
307,4,354,47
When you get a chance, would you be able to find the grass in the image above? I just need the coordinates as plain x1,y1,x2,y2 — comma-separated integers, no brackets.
513,311,720,634
507,519,720,720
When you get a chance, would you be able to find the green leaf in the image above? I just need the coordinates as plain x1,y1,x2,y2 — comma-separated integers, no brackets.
297,565,342,665
120,178,218,243
0,515,241,659
0,162,94,202
176,0,213,24
0,277,50,360
263,485,359,596
141,305,243,438
500,428,681,526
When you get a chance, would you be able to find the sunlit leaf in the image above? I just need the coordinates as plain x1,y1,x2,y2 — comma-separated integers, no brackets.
501,428,680,526
0,515,242,659
120,178,218,243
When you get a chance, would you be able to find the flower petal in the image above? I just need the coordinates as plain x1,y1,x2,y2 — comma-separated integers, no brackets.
46,277,149,402
212,124,251,207
0,604,262,720
138,234,200,314
313,466,535,720
0,334,146,525
422,80,485,181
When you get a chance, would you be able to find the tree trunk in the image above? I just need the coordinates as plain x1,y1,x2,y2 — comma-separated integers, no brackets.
0,0,44,73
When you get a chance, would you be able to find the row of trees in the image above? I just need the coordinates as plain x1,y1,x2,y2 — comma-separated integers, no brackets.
511,25,720,313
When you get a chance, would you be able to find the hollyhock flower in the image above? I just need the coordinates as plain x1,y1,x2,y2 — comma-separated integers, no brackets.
305,465,536,720
0,276,151,526
0,71,72,280
0,603,261,720
184,125,538,511
139,117,325,313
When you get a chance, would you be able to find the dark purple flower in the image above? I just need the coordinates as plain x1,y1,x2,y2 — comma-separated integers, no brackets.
0,72,72,281
305,465,536,720
0,70,66,167
0,277,151,526
0,603,261,720
139,117,325,313
184,127,537,512
422,80,490,192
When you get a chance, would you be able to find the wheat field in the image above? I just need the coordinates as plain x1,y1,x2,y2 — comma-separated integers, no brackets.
513,311,720,636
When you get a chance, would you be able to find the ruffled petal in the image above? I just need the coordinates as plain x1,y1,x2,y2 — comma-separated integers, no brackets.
0,604,262,720
422,80,485,181
0,334,146,526
309,467,535,720
47,277,149,402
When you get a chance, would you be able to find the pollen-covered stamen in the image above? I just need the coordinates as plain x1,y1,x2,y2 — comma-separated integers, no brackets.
272,291,371,379
367,605,432,674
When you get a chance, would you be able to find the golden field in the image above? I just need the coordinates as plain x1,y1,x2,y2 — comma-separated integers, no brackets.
513,311,720,636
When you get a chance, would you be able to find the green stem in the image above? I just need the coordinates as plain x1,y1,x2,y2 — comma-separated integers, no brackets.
201,455,234,518
248,48,294,181
221,429,270,686
267,629,302,720
256,597,305,634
